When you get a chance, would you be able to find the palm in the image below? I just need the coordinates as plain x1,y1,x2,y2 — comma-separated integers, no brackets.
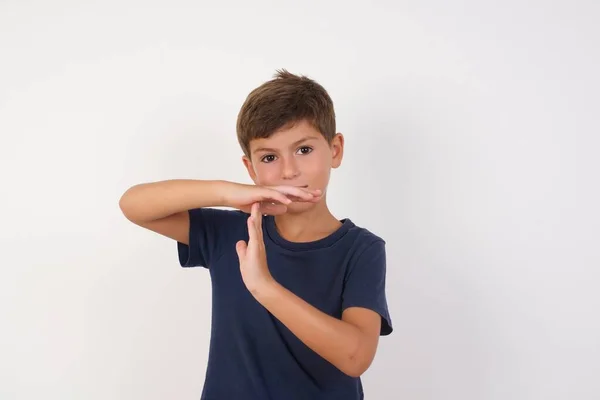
236,202,272,294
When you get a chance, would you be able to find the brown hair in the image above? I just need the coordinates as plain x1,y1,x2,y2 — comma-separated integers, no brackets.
236,69,336,158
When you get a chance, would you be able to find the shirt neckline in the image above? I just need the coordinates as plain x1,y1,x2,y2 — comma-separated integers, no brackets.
264,214,354,251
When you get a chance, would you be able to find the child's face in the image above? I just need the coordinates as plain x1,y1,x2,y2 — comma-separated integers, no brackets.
243,119,344,211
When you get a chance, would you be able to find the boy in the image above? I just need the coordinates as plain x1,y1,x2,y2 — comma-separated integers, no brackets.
119,70,393,399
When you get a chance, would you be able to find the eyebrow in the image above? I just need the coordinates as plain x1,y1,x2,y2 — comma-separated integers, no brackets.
252,136,319,154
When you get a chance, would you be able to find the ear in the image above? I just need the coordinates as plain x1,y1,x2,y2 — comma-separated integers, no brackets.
242,154,258,184
330,133,344,169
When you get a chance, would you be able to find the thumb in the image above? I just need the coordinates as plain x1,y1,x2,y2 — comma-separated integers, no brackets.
235,240,247,259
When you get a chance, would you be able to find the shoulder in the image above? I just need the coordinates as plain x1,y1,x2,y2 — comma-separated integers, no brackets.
180,208,249,268
345,219,386,257
187,207,249,248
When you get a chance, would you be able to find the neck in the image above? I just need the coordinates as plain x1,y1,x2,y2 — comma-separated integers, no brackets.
273,198,342,243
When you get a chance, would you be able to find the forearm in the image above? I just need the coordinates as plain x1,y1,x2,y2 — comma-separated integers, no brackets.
255,280,366,377
119,179,226,222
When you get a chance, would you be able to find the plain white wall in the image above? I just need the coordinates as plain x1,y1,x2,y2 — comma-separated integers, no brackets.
1,1,598,399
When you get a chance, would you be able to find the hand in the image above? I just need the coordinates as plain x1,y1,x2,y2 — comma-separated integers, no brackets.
235,202,274,296
221,181,322,215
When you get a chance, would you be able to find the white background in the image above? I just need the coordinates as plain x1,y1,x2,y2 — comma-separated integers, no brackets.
1,1,599,399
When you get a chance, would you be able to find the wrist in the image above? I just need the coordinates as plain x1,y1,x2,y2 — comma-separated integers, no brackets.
252,277,280,303
215,180,233,207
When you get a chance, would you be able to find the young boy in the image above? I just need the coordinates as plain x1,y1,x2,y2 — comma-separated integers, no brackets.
119,70,393,399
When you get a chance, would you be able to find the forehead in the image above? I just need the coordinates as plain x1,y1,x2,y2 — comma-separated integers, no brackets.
250,120,325,152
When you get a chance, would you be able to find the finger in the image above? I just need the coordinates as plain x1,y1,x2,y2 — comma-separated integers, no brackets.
252,203,264,242
235,240,247,260
287,194,320,202
247,214,255,245
288,191,324,203
310,191,324,201
269,186,315,201
255,205,263,241
285,187,317,200
260,202,288,215
284,186,322,201
247,203,259,243
251,201,260,221
263,189,293,205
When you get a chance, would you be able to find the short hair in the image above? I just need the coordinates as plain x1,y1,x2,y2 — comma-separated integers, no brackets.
236,69,336,158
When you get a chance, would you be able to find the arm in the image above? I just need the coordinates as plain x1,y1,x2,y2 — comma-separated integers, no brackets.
119,179,311,244
119,179,227,244
236,203,383,378
256,282,381,378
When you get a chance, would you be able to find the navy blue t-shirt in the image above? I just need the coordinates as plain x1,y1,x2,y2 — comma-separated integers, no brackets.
177,208,392,400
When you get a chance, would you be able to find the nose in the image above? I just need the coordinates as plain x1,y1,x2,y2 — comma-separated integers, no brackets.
281,156,300,180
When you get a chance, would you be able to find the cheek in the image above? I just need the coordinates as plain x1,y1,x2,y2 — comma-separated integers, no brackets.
300,158,330,188
303,153,328,174
254,164,279,184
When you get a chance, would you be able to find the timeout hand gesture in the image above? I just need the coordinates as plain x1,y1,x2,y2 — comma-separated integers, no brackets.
222,181,322,215
235,202,273,295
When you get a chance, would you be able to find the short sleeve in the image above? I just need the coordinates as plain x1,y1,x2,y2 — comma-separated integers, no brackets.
177,207,243,268
342,239,393,335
